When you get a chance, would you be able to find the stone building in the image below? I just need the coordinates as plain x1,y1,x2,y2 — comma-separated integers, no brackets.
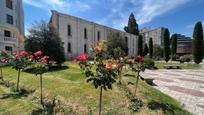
0,0,24,54
50,10,138,58
140,27,166,46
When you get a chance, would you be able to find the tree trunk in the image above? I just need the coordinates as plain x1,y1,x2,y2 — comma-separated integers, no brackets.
99,86,103,115
0,68,3,81
16,69,21,91
134,71,140,96
40,74,43,104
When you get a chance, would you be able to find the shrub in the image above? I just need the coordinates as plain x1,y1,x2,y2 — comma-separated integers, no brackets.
180,55,192,63
144,58,155,69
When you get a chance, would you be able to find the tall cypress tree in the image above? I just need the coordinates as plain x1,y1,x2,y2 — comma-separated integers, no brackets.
163,28,170,62
193,21,203,64
171,34,177,56
149,38,153,58
124,13,139,35
138,35,143,56
143,43,149,56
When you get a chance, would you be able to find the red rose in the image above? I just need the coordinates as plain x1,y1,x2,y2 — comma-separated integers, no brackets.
41,59,48,64
127,60,132,64
42,56,49,60
105,63,112,70
20,51,28,56
34,51,43,56
29,55,34,59
135,56,144,63
77,53,88,61
72,59,77,62
0,51,5,55
14,54,20,59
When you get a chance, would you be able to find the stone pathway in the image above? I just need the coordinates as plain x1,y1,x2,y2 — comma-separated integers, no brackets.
141,61,204,115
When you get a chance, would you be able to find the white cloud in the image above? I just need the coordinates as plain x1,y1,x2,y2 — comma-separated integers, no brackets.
98,0,191,30
186,21,204,29
23,0,91,13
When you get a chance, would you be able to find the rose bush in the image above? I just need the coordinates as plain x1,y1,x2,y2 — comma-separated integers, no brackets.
75,41,117,115
127,55,146,96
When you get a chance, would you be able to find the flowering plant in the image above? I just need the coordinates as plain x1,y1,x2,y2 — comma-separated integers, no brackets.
29,50,49,104
10,51,32,91
127,55,146,95
0,51,11,80
75,41,117,115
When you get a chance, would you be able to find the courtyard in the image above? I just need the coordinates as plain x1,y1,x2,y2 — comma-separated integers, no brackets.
141,61,204,115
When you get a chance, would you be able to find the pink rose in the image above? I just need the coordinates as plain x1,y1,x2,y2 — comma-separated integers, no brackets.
34,51,43,56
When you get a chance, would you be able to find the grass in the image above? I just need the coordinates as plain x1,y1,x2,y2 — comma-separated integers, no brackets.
155,61,201,69
0,62,191,115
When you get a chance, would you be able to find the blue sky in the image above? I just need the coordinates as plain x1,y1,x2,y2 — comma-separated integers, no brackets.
23,0,204,37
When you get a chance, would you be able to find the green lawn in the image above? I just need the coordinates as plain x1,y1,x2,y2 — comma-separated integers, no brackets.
0,62,191,115
155,61,201,69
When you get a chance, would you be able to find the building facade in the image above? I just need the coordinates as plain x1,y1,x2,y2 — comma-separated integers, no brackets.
176,34,192,55
140,27,166,46
50,10,138,58
0,0,24,54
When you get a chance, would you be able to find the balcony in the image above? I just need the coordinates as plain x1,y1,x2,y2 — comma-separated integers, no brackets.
4,37,17,42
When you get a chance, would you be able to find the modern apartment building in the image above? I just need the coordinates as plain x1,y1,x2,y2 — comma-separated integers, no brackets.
0,0,24,54
50,10,138,58
140,27,166,46
176,34,192,55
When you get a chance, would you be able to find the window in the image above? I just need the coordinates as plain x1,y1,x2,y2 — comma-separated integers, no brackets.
5,46,12,51
6,0,13,9
67,25,71,36
6,14,13,24
125,37,128,43
4,30,11,37
84,44,87,53
68,42,71,53
97,31,100,41
84,28,87,39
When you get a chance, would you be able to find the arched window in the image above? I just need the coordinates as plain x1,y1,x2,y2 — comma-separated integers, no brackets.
68,42,71,53
84,28,87,39
84,44,87,53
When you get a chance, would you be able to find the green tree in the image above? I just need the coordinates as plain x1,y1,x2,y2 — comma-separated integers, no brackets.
192,21,204,64
25,21,65,65
171,34,177,60
149,38,153,58
163,28,170,62
138,35,143,56
107,32,128,58
124,13,139,35
143,43,149,56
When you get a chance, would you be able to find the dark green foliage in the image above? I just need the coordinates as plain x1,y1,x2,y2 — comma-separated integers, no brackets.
149,38,153,58
153,45,163,60
143,43,149,56
124,13,139,35
171,34,177,57
107,32,128,58
137,35,143,56
25,21,65,65
144,58,155,69
192,21,204,64
163,29,170,62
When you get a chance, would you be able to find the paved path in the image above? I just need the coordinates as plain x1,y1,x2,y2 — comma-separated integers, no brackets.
141,61,204,115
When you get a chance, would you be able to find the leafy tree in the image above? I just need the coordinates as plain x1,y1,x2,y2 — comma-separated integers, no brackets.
143,43,149,56
149,38,153,58
25,21,65,65
163,28,170,62
171,34,177,60
107,32,128,58
124,13,139,35
192,21,204,64
153,45,163,60
138,35,143,56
